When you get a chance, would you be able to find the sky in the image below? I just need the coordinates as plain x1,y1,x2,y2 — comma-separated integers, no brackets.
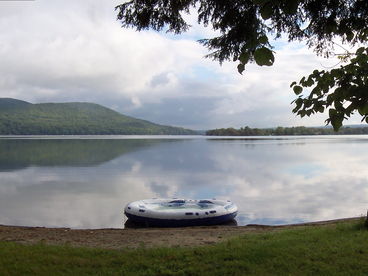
0,0,362,130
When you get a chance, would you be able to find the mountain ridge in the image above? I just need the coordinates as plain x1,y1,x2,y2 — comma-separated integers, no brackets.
0,98,196,135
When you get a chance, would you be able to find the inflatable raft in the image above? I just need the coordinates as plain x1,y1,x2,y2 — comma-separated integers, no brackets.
124,198,238,227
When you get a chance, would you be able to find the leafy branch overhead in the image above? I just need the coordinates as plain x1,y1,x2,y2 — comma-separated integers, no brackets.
291,47,368,131
116,0,368,130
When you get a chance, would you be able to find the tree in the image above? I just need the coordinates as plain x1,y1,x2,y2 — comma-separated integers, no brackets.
116,0,368,130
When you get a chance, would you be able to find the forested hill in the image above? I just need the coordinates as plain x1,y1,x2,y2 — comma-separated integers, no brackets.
0,98,196,135
206,126,368,136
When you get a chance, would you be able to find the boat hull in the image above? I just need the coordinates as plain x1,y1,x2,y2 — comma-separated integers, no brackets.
125,211,238,227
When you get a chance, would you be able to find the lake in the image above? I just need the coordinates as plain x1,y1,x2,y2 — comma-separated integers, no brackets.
0,135,367,229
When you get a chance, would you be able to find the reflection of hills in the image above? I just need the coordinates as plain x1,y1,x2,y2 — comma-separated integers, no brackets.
0,139,163,171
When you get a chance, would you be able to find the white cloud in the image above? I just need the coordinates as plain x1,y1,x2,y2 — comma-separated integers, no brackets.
0,0,361,129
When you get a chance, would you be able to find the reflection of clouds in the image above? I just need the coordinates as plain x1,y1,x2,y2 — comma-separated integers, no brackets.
215,140,368,225
130,162,141,173
0,167,155,228
0,137,368,228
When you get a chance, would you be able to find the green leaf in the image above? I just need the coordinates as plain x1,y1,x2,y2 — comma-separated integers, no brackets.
305,77,314,87
329,108,337,118
311,86,322,96
254,47,275,66
239,52,250,64
258,35,268,44
330,68,341,78
331,117,343,131
237,63,245,74
292,98,303,113
318,106,325,113
306,110,314,116
358,104,368,116
283,0,299,15
346,31,354,42
260,3,273,20
290,81,297,88
329,108,344,131
312,70,320,76
356,47,365,56
304,99,312,108
293,85,303,95
298,110,306,118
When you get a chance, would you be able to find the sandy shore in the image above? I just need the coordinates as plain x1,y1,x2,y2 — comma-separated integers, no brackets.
0,217,360,249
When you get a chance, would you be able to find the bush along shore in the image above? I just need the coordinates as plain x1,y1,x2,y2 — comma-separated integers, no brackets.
206,125,368,136
1,218,368,275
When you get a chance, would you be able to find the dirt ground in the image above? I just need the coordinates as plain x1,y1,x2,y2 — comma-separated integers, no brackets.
0,217,360,250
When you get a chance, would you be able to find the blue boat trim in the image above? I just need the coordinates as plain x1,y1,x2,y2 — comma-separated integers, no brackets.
125,211,238,227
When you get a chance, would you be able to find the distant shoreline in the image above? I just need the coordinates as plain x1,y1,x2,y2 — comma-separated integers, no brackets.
206,125,368,136
1,132,368,138
1,133,368,138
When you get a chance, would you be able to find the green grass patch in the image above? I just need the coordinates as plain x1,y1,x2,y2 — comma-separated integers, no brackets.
1,220,368,275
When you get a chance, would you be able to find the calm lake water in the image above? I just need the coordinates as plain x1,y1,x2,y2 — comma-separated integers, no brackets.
0,135,367,229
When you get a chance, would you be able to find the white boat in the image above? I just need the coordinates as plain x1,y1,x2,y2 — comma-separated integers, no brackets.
124,198,238,227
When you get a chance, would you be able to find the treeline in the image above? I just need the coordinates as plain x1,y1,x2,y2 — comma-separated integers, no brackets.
206,126,368,136
0,120,195,135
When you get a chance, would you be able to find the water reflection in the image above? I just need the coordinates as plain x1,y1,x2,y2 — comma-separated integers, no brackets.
0,136,368,228
123,218,238,229
0,139,165,171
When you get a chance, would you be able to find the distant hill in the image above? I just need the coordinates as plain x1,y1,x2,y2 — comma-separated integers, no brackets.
0,98,196,135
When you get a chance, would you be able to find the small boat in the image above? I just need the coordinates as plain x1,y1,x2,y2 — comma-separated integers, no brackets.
124,198,238,227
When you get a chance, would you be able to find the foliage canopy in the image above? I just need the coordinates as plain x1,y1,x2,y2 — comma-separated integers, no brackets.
116,0,368,130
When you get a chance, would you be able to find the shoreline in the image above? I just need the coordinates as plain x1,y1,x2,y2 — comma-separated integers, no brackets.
0,217,361,249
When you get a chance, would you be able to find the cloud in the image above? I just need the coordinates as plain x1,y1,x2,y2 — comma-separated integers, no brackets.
0,0,361,129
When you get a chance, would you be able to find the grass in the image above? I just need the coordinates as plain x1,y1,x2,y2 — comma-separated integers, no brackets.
1,220,368,275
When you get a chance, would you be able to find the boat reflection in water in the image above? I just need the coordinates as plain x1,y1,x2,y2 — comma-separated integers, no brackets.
124,218,238,229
